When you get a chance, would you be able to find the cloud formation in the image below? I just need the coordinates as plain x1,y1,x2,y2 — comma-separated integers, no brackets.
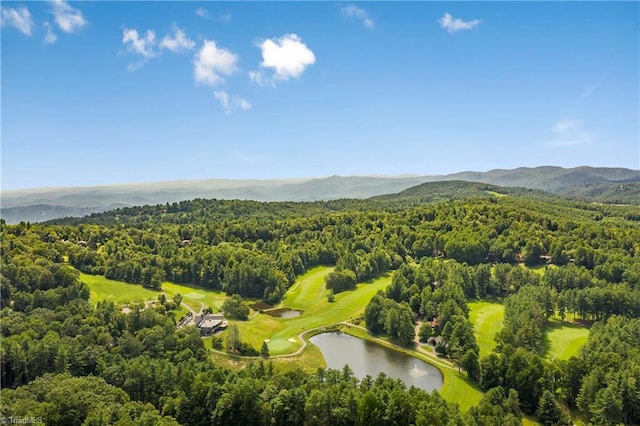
214,90,230,110
43,22,57,44
195,8,231,23
122,26,197,69
52,0,87,33
193,40,238,86
340,5,374,29
123,28,157,59
250,34,315,86
1,6,34,35
235,97,251,110
214,90,251,113
195,7,210,19
439,12,480,33
160,26,195,53
547,119,594,146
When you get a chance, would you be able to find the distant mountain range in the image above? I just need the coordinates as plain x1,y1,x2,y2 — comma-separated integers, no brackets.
1,166,639,224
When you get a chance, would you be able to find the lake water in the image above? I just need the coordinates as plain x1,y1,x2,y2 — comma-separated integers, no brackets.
265,308,302,318
310,331,443,392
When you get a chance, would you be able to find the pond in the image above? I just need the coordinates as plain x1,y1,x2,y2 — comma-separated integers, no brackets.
265,308,302,319
310,331,443,392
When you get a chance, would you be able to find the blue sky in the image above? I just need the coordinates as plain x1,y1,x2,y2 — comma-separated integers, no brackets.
1,1,638,190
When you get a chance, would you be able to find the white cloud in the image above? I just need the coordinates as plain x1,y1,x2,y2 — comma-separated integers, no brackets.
51,0,86,33
234,97,251,110
122,28,157,59
195,8,231,23
547,119,594,146
43,22,57,44
439,12,480,33
195,7,210,19
340,5,374,29
160,26,195,53
248,70,270,87
214,90,251,113
553,119,582,134
214,90,230,110
126,61,146,72
193,40,238,86
250,34,315,86
1,6,34,35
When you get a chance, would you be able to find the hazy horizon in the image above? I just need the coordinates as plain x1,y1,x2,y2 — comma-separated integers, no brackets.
2,164,640,194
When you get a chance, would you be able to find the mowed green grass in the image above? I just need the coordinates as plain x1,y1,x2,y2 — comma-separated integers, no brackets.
544,320,590,360
162,281,227,313
80,272,160,304
230,267,392,355
208,340,327,375
80,272,227,314
442,371,484,411
344,325,483,411
468,301,504,357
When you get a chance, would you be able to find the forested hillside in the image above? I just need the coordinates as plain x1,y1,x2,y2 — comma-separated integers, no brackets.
2,187,639,424
2,166,639,224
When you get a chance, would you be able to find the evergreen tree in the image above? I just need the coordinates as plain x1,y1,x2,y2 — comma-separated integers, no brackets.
226,325,241,353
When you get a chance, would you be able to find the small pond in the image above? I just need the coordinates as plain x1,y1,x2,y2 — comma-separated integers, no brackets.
310,331,443,392
265,308,302,319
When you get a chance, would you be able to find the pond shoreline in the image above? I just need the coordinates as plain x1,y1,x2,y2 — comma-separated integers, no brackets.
310,330,443,392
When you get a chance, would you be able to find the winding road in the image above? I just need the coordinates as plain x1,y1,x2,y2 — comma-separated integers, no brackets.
181,300,207,316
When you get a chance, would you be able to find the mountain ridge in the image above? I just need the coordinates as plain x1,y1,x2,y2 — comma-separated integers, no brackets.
2,166,639,223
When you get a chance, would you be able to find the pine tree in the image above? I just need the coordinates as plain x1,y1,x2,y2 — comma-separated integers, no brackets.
537,390,562,426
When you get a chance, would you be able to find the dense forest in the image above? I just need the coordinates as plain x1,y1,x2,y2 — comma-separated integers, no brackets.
2,183,640,424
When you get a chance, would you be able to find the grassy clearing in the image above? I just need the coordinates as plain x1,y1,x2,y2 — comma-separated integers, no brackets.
285,266,334,309
161,281,227,313
522,263,557,276
441,371,484,412
227,267,391,355
468,300,504,357
80,273,160,304
544,320,590,360
208,343,326,375
80,271,229,313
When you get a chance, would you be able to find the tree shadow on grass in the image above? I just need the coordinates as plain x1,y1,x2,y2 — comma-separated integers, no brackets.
542,319,590,358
